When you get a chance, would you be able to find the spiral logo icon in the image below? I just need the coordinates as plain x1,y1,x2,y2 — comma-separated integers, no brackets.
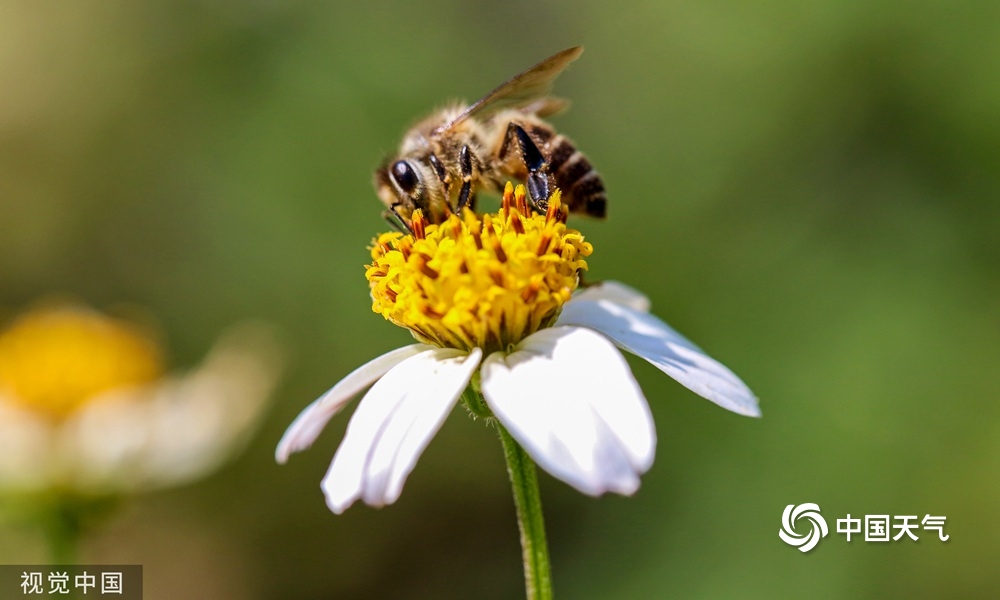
779,503,828,553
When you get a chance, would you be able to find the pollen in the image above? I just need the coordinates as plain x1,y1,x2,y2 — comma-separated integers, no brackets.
366,183,593,353
0,305,164,420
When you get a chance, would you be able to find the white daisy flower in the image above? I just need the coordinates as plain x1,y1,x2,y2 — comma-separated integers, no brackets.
0,303,283,495
278,184,758,514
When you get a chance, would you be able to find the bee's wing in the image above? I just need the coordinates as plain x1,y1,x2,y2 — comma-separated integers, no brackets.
521,96,571,118
434,46,583,134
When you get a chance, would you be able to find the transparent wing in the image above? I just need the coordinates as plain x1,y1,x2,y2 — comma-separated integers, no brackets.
434,46,583,134
521,96,571,118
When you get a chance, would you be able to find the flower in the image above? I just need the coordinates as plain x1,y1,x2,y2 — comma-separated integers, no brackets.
0,302,283,494
277,184,758,514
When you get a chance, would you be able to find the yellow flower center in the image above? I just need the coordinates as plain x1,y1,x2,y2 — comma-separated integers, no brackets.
0,305,164,419
366,184,593,353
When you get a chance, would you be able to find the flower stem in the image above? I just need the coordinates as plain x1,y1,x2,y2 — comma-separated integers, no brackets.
45,520,79,566
43,497,84,565
497,423,553,600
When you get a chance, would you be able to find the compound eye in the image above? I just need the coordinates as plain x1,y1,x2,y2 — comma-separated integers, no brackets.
391,160,420,194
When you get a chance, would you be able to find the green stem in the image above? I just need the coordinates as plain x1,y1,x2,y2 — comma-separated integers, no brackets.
44,499,82,565
498,422,553,600
461,383,553,599
45,524,78,566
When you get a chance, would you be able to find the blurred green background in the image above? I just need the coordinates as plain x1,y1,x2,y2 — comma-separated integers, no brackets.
1,0,998,598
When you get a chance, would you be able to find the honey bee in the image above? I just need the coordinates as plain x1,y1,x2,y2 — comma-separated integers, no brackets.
374,46,607,231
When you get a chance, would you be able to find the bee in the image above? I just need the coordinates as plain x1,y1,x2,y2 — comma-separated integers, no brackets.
374,46,607,231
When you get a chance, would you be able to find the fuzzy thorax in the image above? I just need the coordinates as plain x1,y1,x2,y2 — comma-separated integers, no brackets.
366,183,593,353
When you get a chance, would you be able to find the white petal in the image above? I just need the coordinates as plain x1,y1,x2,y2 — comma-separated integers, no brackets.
557,299,760,417
276,344,430,463
480,327,655,496
0,398,53,491
322,347,482,513
58,389,156,490
66,323,284,491
570,281,651,312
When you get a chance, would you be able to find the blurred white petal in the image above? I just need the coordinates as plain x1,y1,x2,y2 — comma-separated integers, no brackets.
571,280,651,312
58,388,152,490
0,397,53,491
61,322,284,491
322,347,482,514
557,299,760,417
276,344,430,464
480,327,655,496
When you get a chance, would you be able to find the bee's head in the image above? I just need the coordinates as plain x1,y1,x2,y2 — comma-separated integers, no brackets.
375,158,425,216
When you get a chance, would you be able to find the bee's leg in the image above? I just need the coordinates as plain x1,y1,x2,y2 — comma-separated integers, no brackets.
502,122,550,212
383,204,413,234
456,145,474,211
429,153,449,193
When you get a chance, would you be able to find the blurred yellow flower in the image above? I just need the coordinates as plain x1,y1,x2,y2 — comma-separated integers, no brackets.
0,305,163,419
0,303,283,494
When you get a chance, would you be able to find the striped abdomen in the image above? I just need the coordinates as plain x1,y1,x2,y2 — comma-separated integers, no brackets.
544,132,607,218
513,122,606,218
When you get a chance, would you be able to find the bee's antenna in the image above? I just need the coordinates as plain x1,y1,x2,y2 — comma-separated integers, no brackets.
384,204,413,235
